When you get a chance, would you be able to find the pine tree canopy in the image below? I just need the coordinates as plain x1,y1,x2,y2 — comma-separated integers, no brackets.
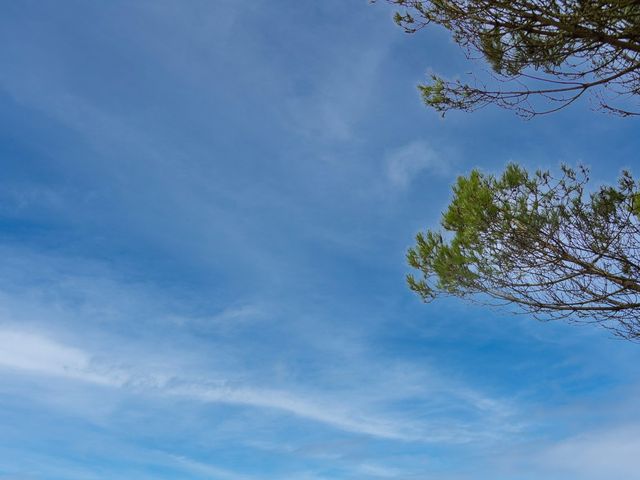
385,0,640,117
407,164,640,339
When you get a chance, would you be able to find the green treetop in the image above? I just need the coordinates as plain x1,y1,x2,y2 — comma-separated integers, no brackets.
407,164,640,339
384,0,640,117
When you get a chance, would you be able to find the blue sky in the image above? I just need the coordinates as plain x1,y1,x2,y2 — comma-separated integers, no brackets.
1,1,640,479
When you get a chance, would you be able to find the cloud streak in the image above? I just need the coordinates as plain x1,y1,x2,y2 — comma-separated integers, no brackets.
0,329,122,387
0,327,414,441
0,323,519,444
536,425,640,479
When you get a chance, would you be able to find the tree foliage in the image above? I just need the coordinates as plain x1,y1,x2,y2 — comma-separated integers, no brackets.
407,164,640,339
385,0,640,117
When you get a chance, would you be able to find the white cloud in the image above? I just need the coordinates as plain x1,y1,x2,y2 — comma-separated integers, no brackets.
354,463,405,478
0,325,516,444
0,248,521,447
168,454,254,480
0,329,123,386
386,140,450,188
0,326,416,441
536,425,640,479
172,383,416,441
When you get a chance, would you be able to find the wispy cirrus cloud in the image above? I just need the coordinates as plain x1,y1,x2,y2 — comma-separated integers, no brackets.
386,140,451,188
0,324,513,443
0,244,521,447
0,329,121,387
168,454,256,480
534,425,640,479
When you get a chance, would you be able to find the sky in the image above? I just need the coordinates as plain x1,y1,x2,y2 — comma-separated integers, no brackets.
1,1,640,479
